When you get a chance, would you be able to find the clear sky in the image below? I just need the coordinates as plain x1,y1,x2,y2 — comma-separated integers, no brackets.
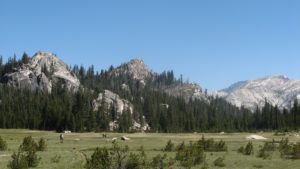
1,0,300,91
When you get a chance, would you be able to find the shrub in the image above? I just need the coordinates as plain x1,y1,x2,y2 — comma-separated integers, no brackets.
176,141,185,151
244,141,254,155
257,146,272,160
151,154,174,169
50,155,61,163
197,136,227,152
8,136,40,169
215,140,228,152
164,140,174,152
19,136,38,152
201,162,209,169
7,152,28,169
253,164,264,168
213,157,226,167
279,138,290,154
85,147,112,169
111,142,129,169
37,138,47,151
176,142,206,168
26,150,39,168
137,146,147,167
257,141,276,160
0,136,8,151
125,153,143,169
279,141,300,159
237,146,244,154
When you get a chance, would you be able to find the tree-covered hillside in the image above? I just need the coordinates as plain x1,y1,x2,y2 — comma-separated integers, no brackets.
0,53,299,133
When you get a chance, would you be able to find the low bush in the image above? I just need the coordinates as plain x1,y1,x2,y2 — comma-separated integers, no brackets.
253,164,264,168
197,136,227,152
176,141,206,168
7,152,28,169
280,141,300,159
244,141,254,155
85,147,112,169
257,141,277,160
19,136,38,152
237,146,244,154
50,155,61,163
0,136,7,151
37,138,47,151
125,153,143,169
151,154,174,169
213,157,226,167
257,146,272,160
238,141,254,155
176,141,185,151
8,136,41,169
164,140,174,152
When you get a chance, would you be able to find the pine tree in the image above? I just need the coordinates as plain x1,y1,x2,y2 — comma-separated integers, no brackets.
21,53,30,64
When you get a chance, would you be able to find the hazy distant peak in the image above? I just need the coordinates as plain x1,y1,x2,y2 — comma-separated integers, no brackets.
218,75,300,110
258,75,290,81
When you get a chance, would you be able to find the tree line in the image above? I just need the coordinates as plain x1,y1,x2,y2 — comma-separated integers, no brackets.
0,54,300,132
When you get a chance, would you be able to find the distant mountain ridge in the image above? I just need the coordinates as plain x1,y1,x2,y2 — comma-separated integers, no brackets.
2,51,300,112
217,75,300,110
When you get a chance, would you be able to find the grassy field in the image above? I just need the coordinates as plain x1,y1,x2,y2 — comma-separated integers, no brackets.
1,129,300,169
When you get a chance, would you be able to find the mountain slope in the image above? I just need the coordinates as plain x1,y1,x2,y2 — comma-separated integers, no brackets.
218,75,300,110
0,51,80,92
107,59,208,102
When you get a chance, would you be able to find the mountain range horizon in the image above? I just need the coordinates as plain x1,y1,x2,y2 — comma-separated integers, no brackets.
1,51,300,111
0,51,296,91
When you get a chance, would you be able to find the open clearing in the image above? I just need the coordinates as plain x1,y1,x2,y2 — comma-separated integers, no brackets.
1,129,300,169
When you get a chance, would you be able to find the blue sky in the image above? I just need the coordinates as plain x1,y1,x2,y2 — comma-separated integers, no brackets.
0,0,300,91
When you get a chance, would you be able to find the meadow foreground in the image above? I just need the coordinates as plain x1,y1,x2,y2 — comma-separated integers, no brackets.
1,129,300,169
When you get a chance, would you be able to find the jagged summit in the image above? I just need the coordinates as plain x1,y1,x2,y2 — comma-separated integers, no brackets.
109,58,152,81
218,75,300,110
30,51,80,86
0,51,80,92
127,58,145,65
30,51,61,68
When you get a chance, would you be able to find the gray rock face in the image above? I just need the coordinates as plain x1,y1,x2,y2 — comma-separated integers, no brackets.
218,75,300,111
1,51,80,92
93,89,149,131
163,83,208,102
93,89,133,114
109,59,152,81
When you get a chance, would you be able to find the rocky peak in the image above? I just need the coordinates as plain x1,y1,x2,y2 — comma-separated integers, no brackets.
31,51,79,86
1,51,80,92
109,59,152,81
30,51,62,69
127,59,145,66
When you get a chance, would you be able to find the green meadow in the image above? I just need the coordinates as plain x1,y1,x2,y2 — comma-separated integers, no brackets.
1,129,300,169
